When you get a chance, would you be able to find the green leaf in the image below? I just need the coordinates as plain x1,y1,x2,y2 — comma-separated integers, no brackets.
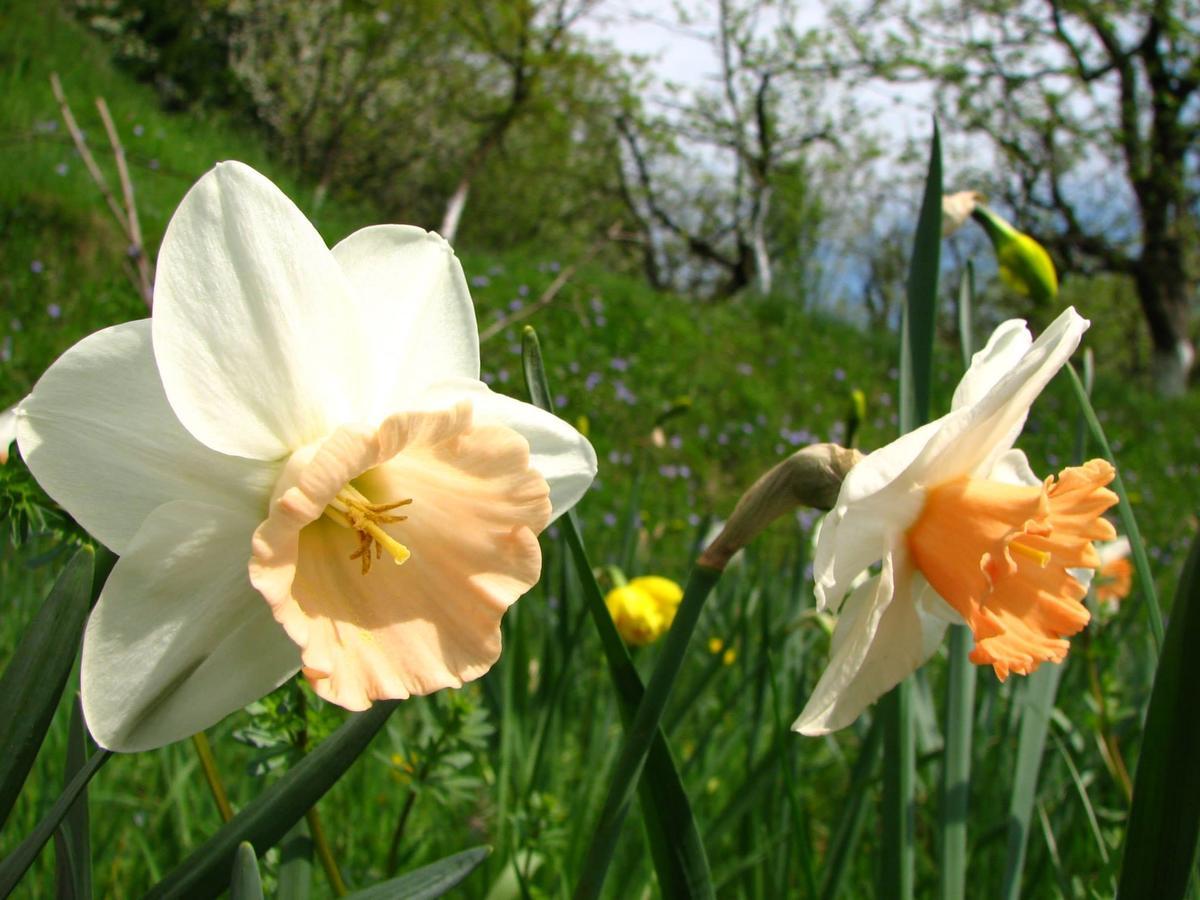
0,545,95,831
900,117,942,433
883,116,942,900
230,843,264,900
1065,363,1163,651
940,626,976,900
1117,528,1200,899
941,261,976,900
146,701,399,899
1001,661,1064,900
958,261,974,369
277,818,314,900
53,695,93,900
521,326,715,900
0,748,112,896
573,564,722,898
345,846,491,899
819,718,883,900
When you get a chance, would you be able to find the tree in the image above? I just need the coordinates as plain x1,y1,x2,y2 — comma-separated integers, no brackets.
835,0,1200,393
615,0,841,298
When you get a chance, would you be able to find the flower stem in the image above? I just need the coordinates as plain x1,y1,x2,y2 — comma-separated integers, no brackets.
306,806,347,896
190,733,233,823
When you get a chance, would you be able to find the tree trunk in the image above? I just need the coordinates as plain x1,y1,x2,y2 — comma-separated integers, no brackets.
1134,240,1194,396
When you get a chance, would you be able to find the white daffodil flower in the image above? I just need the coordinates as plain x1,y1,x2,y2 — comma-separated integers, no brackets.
795,307,1117,735
16,161,597,752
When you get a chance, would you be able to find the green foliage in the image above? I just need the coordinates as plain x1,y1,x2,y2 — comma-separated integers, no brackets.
2,4,1200,897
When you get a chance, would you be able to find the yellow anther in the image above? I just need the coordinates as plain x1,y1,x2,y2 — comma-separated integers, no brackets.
324,485,412,574
1010,540,1051,568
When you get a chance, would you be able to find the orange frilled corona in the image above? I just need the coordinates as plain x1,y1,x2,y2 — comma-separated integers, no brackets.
907,459,1118,679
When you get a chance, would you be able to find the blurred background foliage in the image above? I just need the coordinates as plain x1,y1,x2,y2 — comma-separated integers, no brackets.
1,0,1199,895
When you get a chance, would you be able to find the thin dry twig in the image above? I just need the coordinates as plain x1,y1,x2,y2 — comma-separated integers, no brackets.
49,73,153,308
95,97,153,307
478,222,623,343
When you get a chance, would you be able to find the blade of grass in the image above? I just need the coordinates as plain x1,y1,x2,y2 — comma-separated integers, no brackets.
1116,528,1200,899
1064,363,1163,650
522,326,714,899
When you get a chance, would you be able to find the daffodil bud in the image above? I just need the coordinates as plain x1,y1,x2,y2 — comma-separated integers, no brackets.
699,442,863,571
972,204,1058,304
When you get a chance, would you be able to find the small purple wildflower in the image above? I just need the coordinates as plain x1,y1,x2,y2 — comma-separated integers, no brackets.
585,371,602,391
55,162,69,176
610,357,629,372
46,303,62,319
470,274,490,288
735,362,754,376
30,260,44,274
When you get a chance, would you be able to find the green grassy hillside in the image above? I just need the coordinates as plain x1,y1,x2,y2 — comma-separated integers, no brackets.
2,1,1199,896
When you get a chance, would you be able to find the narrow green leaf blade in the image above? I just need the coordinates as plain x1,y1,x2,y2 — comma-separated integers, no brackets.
883,117,942,900
522,325,715,899
1065,363,1163,650
0,545,95,831
1117,528,1200,899
1001,661,1064,900
819,718,883,900
147,701,399,900
230,843,264,900
345,846,491,899
277,818,314,900
53,695,92,900
940,625,976,900
0,749,112,896
900,117,943,432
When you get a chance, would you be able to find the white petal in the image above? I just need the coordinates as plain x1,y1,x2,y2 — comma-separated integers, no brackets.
951,319,1032,411
988,448,1040,487
16,321,278,554
813,485,924,613
0,404,15,464
153,161,367,460
82,501,299,751
331,225,479,418
416,378,597,520
915,572,965,626
795,551,947,735
907,307,1088,483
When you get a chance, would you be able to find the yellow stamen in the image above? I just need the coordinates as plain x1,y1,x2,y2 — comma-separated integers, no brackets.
1009,540,1051,567
323,485,412,574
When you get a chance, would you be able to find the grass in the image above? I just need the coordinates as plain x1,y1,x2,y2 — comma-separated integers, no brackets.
2,1,1200,896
